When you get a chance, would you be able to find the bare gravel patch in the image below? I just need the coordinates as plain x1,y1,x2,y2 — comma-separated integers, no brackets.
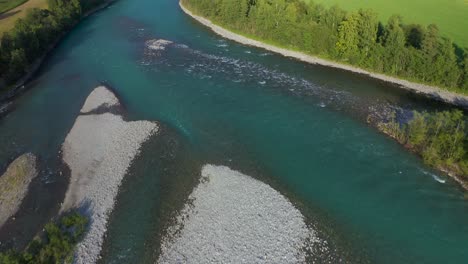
158,164,319,264
61,86,158,264
0,153,37,228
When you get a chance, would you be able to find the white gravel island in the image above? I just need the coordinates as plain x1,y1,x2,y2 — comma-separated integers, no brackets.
60,86,158,264
158,164,319,264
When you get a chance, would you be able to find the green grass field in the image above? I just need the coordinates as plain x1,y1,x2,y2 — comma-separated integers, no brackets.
0,0,48,35
0,0,28,14
306,0,468,49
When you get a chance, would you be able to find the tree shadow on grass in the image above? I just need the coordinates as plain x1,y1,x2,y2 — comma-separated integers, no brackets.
0,10,20,21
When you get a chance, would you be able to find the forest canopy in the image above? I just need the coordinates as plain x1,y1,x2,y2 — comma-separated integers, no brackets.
0,0,106,88
377,109,468,181
181,0,468,93
182,0,468,183
0,212,88,264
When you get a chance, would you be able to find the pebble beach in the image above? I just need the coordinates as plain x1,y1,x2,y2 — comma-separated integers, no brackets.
60,86,158,263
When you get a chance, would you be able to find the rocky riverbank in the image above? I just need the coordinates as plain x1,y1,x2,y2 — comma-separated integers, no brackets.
158,165,321,263
179,2,468,109
60,86,158,263
0,153,37,228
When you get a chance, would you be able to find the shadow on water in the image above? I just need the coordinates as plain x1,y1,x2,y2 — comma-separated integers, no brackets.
98,114,371,263
0,154,70,251
33,27,97,79
193,121,371,263
99,123,202,264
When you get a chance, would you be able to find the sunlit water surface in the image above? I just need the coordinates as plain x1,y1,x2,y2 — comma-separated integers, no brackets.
0,0,467,263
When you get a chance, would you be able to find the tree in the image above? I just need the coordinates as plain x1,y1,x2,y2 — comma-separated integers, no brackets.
421,111,465,165
404,24,425,49
382,15,406,74
47,0,61,10
336,13,360,60
408,111,428,149
0,0,88,87
321,5,345,33
434,38,461,87
0,33,14,74
6,49,27,83
356,9,378,58
0,212,88,264
462,51,468,89
421,24,440,59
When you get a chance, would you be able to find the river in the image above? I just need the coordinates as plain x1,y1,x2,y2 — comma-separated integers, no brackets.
0,0,467,263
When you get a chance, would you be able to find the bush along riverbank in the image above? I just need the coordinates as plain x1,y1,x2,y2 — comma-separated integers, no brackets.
180,0,468,190
374,109,468,190
180,0,468,96
0,0,112,93
0,211,88,263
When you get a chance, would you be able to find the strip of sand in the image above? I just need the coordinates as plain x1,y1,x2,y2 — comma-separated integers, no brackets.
0,153,37,228
179,2,468,108
61,86,158,264
158,164,319,263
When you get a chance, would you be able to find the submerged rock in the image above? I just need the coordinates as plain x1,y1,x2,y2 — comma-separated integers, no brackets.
61,86,158,264
158,164,319,263
0,153,37,228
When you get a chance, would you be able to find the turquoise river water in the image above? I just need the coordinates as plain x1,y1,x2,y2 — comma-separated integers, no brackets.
0,0,467,263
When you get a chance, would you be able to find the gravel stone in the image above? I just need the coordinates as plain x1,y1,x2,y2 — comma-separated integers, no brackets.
61,86,158,264
158,165,319,264
0,153,37,228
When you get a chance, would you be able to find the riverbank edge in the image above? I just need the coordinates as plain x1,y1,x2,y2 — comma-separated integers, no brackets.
375,126,468,191
0,0,117,108
181,2,468,192
158,164,321,263
61,86,159,263
179,2,468,109
0,153,37,228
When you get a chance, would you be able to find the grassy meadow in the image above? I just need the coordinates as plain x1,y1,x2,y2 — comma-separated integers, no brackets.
0,0,48,35
0,0,28,14
307,0,468,48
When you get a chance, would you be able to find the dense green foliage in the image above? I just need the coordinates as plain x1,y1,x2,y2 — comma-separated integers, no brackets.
0,0,80,84
0,212,88,264
182,0,468,92
0,0,106,88
378,110,468,181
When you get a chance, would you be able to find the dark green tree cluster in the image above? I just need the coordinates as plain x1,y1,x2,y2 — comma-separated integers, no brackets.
378,110,467,180
182,0,468,92
0,0,95,87
0,212,88,264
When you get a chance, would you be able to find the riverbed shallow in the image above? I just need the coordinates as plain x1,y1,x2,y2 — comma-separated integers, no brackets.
0,0,468,263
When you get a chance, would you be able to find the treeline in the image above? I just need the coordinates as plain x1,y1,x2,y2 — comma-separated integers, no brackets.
0,0,106,88
378,110,467,181
0,212,88,264
182,0,468,92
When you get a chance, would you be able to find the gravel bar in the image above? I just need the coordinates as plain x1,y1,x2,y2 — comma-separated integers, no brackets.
158,164,319,264
61,86,158,264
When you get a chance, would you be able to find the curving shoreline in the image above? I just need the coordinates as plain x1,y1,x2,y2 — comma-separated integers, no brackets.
0,0,117,108
158,164,322,263
179,2,468,109
0,153,37,228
